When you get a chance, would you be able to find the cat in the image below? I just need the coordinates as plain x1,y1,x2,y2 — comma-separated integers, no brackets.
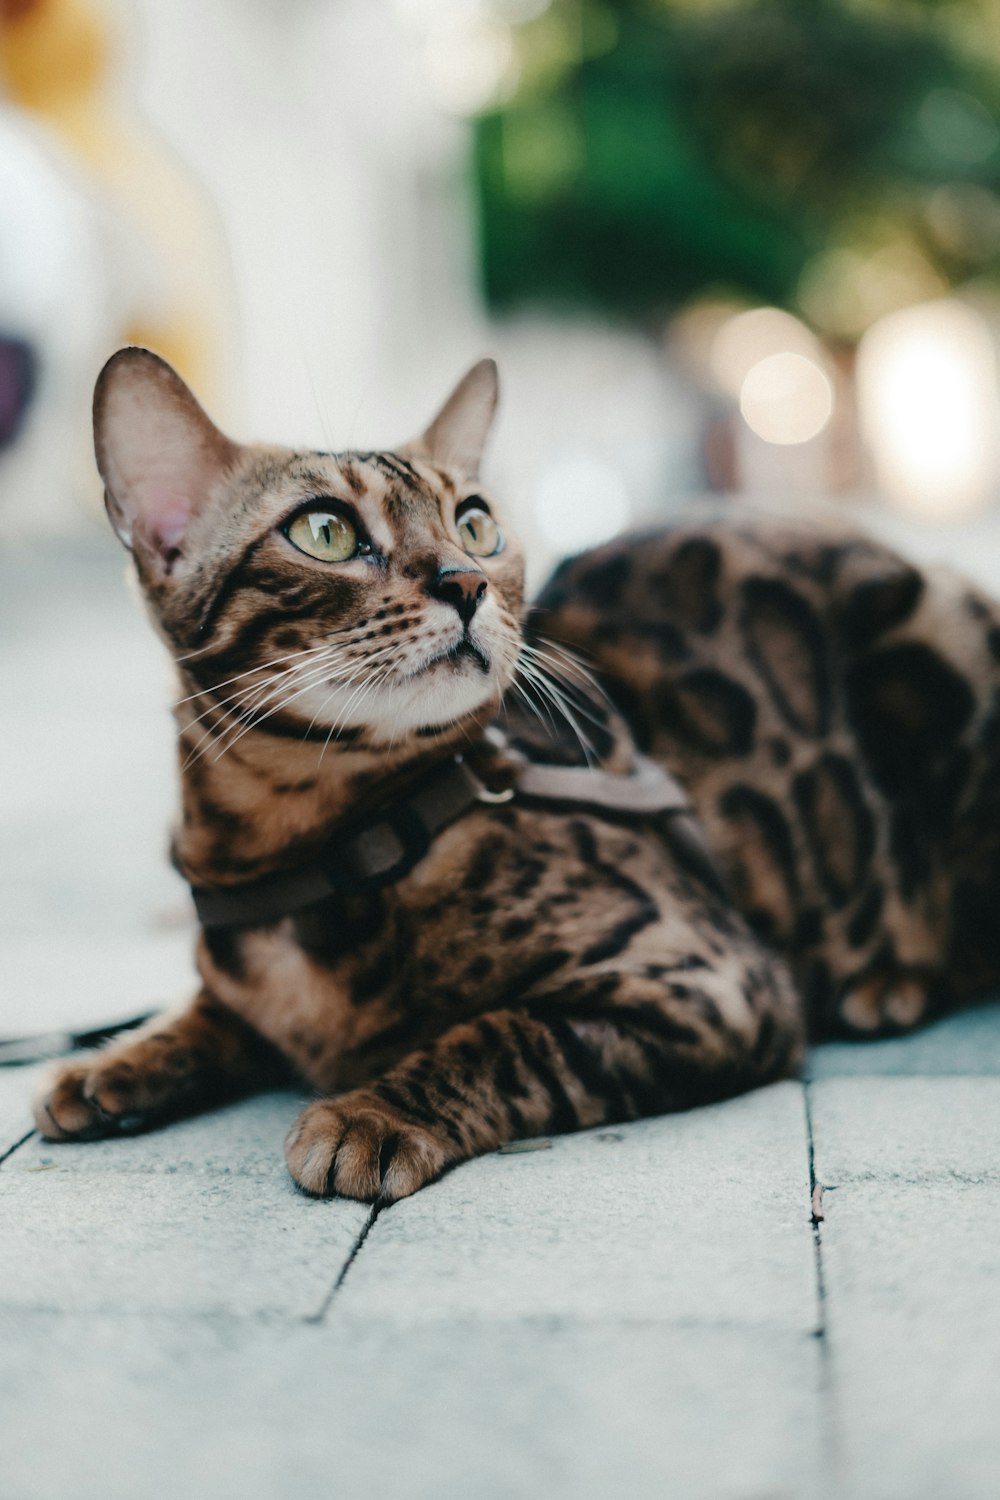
33,348,1000,1202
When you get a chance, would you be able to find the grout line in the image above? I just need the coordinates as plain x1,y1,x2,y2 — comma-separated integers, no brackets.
302,1201,385,1326
803,1075,843,1495
803,1078,829,1337
0,1128,36,1169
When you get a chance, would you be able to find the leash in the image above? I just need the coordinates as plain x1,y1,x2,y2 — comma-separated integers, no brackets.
0,1010,155,1068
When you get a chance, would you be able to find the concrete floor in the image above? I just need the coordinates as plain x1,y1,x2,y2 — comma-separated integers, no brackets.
4,535,1000,1500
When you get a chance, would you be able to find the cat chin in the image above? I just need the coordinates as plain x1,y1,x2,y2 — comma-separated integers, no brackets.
291,658,506,741
368,663,505,738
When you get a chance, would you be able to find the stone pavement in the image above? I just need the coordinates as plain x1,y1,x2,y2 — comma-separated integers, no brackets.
3,537,1000,1500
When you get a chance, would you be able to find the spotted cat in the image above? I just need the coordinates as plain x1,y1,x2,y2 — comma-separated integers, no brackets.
534,517,1000,1035
33,350,1000,1201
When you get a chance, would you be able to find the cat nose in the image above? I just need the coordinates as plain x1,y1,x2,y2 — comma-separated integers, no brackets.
428,562,487,626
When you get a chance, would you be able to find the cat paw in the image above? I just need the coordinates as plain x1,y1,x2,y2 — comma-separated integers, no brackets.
837,971,930,1036
33,1056,156,1140
285,1095,449,1204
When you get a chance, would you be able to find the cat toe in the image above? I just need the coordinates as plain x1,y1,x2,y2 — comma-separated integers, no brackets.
33,1062,112,1140
33,1059,150,1140
285,1096,447,1204
838,972,931,1037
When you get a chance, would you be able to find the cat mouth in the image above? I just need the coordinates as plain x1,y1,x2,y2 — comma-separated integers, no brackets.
429,638,491,675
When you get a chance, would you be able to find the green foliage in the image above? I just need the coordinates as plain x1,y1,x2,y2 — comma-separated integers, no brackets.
472,0,1000,332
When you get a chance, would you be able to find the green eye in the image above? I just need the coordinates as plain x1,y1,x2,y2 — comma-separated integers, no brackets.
458,506,501,558
286,510,358,562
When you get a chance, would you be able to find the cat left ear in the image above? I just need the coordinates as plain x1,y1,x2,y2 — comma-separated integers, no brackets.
410,358,499,478
93,347,241,578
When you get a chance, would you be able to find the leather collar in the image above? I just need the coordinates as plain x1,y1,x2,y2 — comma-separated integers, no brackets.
190,751,725,929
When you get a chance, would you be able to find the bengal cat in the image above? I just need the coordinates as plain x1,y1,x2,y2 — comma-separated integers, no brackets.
33,348,1000,1202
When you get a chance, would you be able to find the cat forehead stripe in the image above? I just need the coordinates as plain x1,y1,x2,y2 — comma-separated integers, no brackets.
352,452,426,489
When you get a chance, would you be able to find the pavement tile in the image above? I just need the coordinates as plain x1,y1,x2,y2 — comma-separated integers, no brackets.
810,1001,1000,1080
0,1167,368,1319
811,1077,1000,1499
336,1083,818,1333
0,1310,826,1500
0,1090,365,1320
6,1089,311,1177
0,1065,42,1157
809,1075,1000,1186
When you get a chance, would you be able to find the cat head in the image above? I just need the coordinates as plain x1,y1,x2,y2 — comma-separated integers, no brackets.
93,348,525,746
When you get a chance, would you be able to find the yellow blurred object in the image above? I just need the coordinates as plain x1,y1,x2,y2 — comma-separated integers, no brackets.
0,0,233,413
0,0,106,122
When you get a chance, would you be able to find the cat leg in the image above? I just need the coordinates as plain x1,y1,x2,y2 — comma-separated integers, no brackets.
285,966,803,1203
33,990,287,1140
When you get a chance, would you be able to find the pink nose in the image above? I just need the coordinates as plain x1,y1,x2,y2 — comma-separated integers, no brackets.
429,564,487,626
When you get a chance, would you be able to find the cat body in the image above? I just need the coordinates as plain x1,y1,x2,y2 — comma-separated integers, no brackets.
33,351,1000,1201
535,516,1000,1035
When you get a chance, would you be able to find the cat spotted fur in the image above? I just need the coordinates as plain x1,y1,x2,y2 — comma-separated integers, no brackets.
33,350,1000,1201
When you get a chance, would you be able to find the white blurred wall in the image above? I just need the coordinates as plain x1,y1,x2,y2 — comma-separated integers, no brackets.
126,0,698,582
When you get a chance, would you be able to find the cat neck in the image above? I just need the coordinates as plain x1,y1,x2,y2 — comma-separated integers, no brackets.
170,688,505,889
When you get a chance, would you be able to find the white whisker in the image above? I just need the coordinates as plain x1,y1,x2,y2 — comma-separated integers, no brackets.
515,653,597,765
209,645,400,763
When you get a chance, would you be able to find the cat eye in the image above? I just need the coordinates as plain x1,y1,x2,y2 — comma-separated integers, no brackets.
285,509,360,563
457,504,502,558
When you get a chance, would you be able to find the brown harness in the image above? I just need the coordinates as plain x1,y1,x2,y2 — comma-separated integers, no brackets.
0,755,726,1066
190,753,727,929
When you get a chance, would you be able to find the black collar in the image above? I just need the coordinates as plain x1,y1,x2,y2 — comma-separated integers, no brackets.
189,752,723,929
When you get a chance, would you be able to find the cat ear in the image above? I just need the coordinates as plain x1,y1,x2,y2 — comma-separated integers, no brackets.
93,347,241,577
411,358,499,478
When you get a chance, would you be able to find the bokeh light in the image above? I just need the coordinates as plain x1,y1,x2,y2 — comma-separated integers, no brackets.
857,299,1000,519
739,352,834,447
709,307,821,399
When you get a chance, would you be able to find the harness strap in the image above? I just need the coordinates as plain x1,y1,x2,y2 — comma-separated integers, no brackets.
191,752,724,930
515,758,691,814
192,758,486,930
517,760,727,899
1,756,726,1066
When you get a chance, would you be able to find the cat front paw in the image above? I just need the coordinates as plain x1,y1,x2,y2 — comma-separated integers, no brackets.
33,1055,158,1140
285,1095,449,1204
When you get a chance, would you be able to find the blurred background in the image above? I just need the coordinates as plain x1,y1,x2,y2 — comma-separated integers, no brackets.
4,0,1000,575
5,0,1000,1023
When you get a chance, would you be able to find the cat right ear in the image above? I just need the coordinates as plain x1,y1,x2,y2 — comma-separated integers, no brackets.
411,358,499,478
93,348,240,578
